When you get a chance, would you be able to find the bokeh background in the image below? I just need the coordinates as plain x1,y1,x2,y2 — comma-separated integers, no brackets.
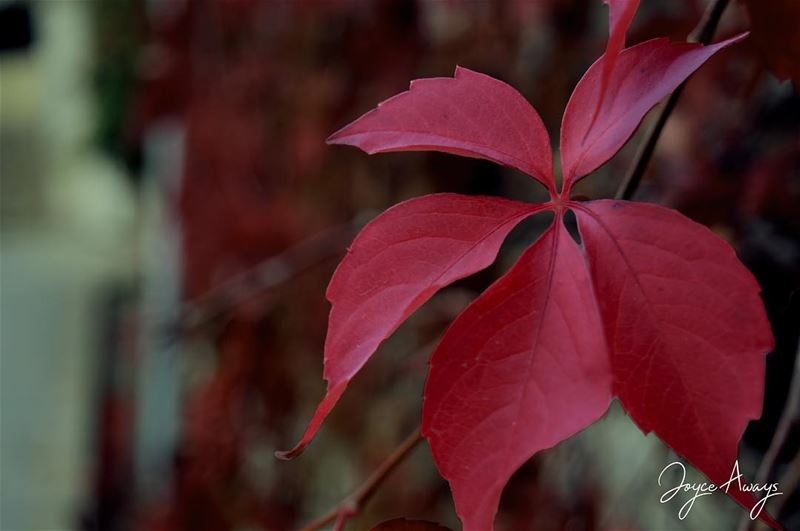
1,0,798,530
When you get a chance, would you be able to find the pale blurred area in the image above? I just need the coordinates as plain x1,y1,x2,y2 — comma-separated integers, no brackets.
1,1,166,528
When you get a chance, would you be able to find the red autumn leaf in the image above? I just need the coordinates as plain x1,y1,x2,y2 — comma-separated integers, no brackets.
602,0,639,74
573,200,774,515
279,0,777,529
327,66,554,192
587,0,639,130
275,194,544,459
560,32,746,189
423,219,612,530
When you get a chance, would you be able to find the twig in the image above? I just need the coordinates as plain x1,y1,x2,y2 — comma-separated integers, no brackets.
757,342,800,485
615,0,730,200
738,342,800,531
179,212,373,330
774,452,800,521
300,426,424,531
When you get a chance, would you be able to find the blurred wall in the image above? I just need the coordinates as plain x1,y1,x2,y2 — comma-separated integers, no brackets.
1,0,136,528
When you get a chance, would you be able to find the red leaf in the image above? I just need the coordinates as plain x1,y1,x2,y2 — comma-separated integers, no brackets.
574,200,776,526
277,194,543,459
289,2,775,528
327,66,555,192
588,0,640,131
560,33,746,191
603,0,639,63
422,218,612,531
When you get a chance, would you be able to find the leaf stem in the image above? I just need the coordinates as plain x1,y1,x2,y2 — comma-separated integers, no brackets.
615,0,730,200
300,426,424,531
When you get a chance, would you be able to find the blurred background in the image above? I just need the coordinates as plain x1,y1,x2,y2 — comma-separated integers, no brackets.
1,0,798,530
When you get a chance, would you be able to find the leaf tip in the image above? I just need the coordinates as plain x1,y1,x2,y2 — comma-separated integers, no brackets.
274,443,306,461
711,31,749,49
274,381,349,461
326,127,347,145
731,30,750,44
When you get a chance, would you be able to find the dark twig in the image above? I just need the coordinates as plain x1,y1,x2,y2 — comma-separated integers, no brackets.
757,343,800,484
180,212,373,331
615,0,730,200
300,426,424,531
774,452,800,521
738,342,800,531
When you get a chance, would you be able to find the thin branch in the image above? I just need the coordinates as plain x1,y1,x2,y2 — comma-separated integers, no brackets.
757,343,800,484
738,342,800,531
179,212,373,331
300,426,424,531
774,452,800,521
615,0,730,200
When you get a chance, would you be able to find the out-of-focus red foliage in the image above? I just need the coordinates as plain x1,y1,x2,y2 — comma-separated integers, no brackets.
742,0,800,88
121,0,799,529
371,518,453,531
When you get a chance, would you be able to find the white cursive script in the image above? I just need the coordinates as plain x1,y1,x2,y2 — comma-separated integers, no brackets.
657,460,782,521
